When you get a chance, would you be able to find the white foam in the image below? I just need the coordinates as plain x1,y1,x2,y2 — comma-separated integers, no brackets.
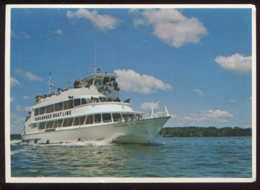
11,149,25,155
31,133,126,147
10,140,22,145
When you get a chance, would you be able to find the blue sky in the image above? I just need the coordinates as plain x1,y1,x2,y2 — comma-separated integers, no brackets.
9,7,253,134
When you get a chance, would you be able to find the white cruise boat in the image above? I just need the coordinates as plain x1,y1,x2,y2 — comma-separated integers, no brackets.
22,68,170,144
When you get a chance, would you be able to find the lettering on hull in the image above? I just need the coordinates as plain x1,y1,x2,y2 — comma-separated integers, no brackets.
113,120,149,127
35,110,71,121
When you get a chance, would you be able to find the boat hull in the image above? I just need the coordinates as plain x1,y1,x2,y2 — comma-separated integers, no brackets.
22,116,170,144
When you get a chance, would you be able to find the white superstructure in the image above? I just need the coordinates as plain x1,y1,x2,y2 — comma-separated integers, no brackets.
22,68,170,144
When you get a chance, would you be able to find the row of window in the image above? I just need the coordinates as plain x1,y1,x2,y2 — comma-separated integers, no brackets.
30,112,142,130
34,98,88,116
86,76,116,87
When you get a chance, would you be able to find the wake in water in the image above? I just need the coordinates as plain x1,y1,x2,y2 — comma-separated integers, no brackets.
11,133,164,149
11,149,26,156
19,132,128,147
34,139,114,147
11,140,22,145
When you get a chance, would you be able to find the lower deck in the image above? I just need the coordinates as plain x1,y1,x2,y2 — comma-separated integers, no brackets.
23,116,170,144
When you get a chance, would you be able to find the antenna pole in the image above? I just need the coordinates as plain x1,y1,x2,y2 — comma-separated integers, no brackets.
48,72,52,94
48,72,54,94
164,106,169,116
94,41,97,74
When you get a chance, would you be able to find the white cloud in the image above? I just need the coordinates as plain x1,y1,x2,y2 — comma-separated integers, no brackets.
214,53,251,74
11,97,14,102
16,105,23,112
133,9,207,48
23,96,31,100
192,88,204,96
16,69,42,81
67,9,118,30
11,113,25,134
11,77,20,86
23,33,31,39
140,102,160,110
172,109,233,124
16,105,31,113
114,69,172,94
128,9,142,14
229,99,237,103
25,106,31,112
11,30,31,39
205,109,233,120
133,18,146,27
11,30,17,38
54,29,63,35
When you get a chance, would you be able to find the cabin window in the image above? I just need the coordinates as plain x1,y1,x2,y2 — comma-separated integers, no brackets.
35,108,39,116
85,115,93,125
136,114,142,119
64,100,73,109
122,113,130,122
54,119,63,128
39,122,46,130
32,123,37,128
40,107,46,115
63,118,73,127
110,77,115,82
64,100,69,110
81,98,87,105
79,116,86,125
102,113,111,123
124,113,134,121
74,99,80,107
55,102,63,111
47,105,54,113
103,77,110,85
69,100,73,108
95,114,102,123
112,113,122,122
30,123,37,128
46,121,54,129
88,79,93,85
73,117,80,126
130,114,135,121
94,76,102,86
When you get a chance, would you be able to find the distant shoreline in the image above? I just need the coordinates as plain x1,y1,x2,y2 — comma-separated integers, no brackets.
11,126,251,140
160,126,251,137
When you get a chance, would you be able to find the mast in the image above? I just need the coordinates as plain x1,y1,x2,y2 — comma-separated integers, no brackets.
93,42,97,74
48,72,54,94
150,101,160,118
93,41,100,74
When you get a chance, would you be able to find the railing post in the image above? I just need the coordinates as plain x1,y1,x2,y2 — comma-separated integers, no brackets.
164,106,169,116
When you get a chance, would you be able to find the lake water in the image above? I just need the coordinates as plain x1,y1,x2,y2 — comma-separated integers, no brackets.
11,137,252,178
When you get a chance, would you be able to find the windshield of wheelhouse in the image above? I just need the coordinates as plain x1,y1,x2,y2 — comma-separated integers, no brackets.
94,76,102,86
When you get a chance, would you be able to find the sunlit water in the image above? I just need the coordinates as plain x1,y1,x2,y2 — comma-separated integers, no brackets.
11,137,252,177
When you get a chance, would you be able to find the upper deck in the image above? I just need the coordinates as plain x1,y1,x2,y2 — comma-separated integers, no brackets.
35,68,120,106
26,68,127,123
80,68,120,99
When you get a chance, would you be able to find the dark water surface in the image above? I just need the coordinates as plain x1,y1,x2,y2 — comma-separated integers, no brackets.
11,137,252,177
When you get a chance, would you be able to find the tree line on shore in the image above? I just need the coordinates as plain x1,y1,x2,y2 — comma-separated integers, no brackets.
159,126,251,137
